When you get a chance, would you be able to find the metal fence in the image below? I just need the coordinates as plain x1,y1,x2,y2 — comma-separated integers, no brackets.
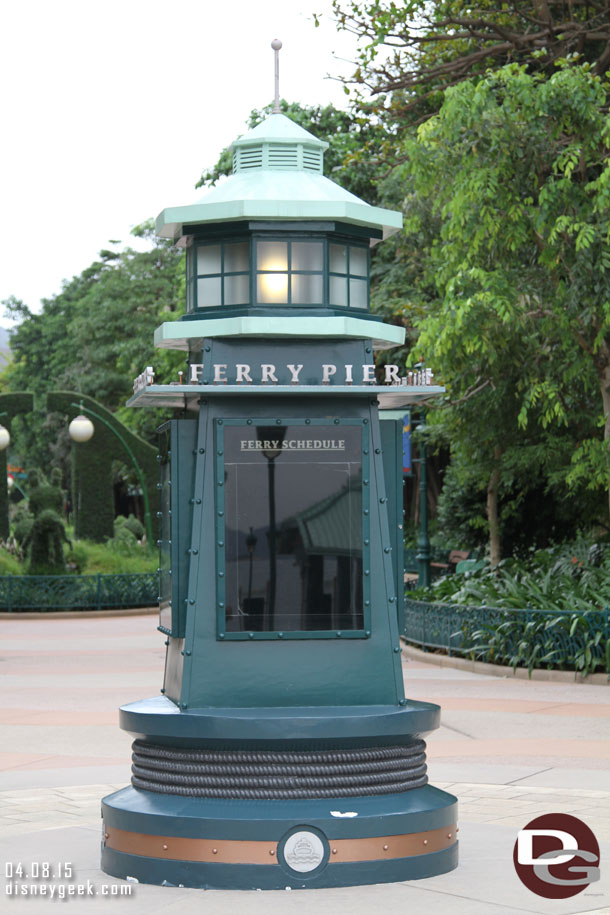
404,597,610,676
0,573,158,612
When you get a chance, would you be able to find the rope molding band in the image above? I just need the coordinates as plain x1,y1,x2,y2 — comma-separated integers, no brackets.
131,739,428,799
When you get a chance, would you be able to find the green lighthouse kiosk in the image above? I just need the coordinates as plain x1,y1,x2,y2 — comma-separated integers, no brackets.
101,74,458,891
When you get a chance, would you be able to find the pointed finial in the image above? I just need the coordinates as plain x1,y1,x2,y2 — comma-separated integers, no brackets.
271,39,282,113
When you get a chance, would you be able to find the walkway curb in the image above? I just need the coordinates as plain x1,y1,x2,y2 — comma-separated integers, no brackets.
403,641,610,685
0,607,158,620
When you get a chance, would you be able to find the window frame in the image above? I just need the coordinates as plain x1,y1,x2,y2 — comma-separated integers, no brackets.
214,416,371,641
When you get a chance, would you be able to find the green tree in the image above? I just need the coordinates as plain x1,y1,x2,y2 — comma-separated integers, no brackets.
401,61,610,554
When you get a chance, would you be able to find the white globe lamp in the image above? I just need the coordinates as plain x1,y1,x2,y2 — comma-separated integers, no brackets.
69,414,95,443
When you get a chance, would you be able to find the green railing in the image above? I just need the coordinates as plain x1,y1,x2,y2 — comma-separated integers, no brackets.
404,597,610,676
0,573,158,612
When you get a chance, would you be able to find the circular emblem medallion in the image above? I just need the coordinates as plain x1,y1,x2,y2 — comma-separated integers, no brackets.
282,831,325,873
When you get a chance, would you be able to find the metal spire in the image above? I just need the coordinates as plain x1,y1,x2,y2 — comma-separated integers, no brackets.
271,39,282,113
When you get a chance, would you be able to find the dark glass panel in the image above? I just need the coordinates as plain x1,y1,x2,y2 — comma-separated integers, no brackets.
223,425,363,633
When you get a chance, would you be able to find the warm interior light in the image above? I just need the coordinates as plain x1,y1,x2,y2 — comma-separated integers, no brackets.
0,425,10,451
258,272,288,303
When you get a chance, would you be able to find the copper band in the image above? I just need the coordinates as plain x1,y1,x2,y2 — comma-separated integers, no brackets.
104,824,457,865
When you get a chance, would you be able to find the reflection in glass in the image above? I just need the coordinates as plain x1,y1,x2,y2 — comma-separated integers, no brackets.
197,244,221,275
223,425,363,633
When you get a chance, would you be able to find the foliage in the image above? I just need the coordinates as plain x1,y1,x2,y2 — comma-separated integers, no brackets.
324,0,610,124
22,469,70,574
2,221,185,472
196,99,385,204
411,537,610,612
115,513,145,541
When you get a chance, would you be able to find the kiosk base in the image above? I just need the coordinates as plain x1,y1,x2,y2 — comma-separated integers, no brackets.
101,784,458,890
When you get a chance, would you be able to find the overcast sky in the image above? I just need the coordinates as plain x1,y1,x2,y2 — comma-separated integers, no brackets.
0,0,358,324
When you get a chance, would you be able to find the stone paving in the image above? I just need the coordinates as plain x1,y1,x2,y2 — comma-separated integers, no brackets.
1,613,609,914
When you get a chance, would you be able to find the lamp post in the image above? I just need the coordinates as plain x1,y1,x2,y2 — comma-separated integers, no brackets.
68,403,154,549
258,427,285,630
414,409,431,588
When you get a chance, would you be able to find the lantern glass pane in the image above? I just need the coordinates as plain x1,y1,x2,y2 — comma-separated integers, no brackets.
224,274,250,306
224,242,250,273
197,244,221,275
291,241,323,271
257,241,288,271
197,276,222,307
349,246,368,277
291,274,323,305
329,276,347,306
257,273,288,303
330,244,347,274
349,278,368,309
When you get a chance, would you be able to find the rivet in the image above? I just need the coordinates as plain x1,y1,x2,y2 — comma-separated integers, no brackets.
218,480,224,486
447,833,452,839
276,419,282,425
218,510,224,516
278,632,284,638
364,600,370,606
423,839,428,846
204,345,211,352
269,849,275,856
364,539,369,545
336,631,342,637
219,572,224,577
199,448,205,453
181,702,188,709
196,498,202,504
383,844,389,851
217,541,224,547
217,420,223,425
189,599,195,605
456,828,459,833
365,630,371,637
363,479,369,485
365,347,372,353
363,509,369,515
399,698,407,706
219,633,225,639
180,650,185,656
249,632,254,639
105,832,109,840
384,547,391,554
192,549,199,555
364,569,370,576
217,450,223,455
363,448,369,454
394,647,400,653
247,419,253,424
162,844,168,850
212,848,218,854
363,419,369,424
160,688,165,694
305,418,311,424
370,399,377,405
380,497,387,503
331,849,337,855
389,596,396,602
185,650,191,656
375,448,381,454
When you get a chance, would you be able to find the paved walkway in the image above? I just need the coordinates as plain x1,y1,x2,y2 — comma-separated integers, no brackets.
1,613,608,914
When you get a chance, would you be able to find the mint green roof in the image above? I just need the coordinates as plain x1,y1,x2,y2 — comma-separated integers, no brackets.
154,315,406,351
156,113,402,242
232,113,328,150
